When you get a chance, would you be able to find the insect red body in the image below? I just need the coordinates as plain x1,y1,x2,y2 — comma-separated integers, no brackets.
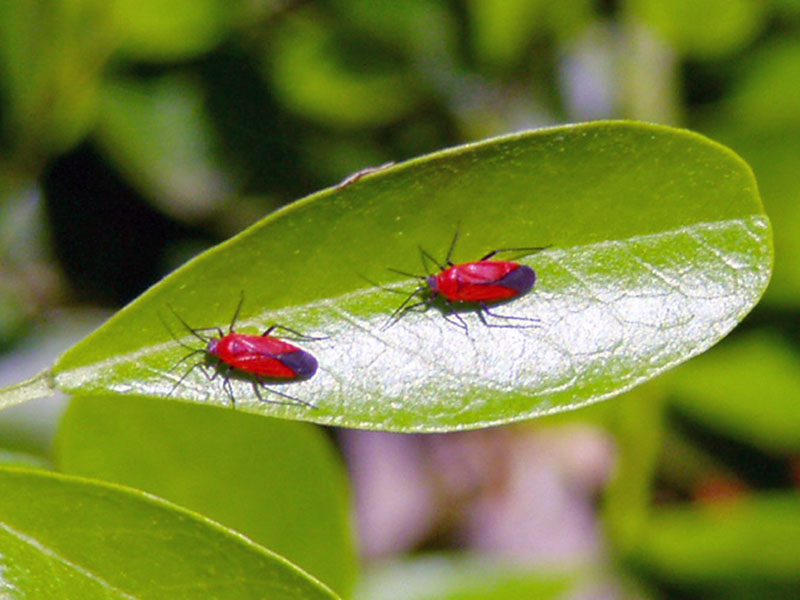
387,229,545,330
429,261,536,303
209,333,317,380
165,295,320,407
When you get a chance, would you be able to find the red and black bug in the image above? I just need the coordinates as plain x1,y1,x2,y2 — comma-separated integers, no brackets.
164,295,321,408
387,229,548,331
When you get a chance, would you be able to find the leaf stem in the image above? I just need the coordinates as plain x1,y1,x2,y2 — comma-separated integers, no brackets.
0,369,56,411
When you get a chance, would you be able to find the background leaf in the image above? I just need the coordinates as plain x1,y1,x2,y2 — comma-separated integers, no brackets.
631,493,800,581
0,467,338,599
355,555,573,600
95,75,233,220
49,121,770,431
55,395,356,597
629,0,766,58
109,0,239,61
267,13,422,128
668,332,800,452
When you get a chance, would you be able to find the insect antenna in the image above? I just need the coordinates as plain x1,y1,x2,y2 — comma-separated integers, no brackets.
366,281,414,297
387,267,427,280
158,312,196,353
443,225,461,266
162,307,219,396
358,272,421,298
166,305,213,345
229,292,246,334
419,245,446,273
166,347,207,372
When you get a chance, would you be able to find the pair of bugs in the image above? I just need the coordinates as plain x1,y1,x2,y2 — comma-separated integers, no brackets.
167,230,546,408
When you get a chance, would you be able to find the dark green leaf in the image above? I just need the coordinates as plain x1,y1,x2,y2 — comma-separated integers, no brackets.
668,333,800,452
56,395,356,597
628,0,766,58
0,467,338,599
632,493,800,581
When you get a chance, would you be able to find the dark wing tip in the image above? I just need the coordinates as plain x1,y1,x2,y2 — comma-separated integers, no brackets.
278,350,318,379
498,265,536,295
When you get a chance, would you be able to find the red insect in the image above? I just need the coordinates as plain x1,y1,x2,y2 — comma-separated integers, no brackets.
387,229,548,330
165,295,321,408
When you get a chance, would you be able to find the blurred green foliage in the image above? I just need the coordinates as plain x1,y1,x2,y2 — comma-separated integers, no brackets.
57,395,356,596
0,0,798,599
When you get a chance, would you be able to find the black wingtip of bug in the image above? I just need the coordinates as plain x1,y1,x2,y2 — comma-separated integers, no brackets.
277,350,319,379
496,264,537,296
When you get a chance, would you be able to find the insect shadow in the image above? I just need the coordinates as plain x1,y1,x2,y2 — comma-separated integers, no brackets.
161,294,323,409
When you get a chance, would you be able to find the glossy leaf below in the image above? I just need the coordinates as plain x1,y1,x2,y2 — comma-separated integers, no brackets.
0,468,338,599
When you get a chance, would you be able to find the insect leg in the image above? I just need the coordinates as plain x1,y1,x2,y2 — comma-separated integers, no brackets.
167,356,217,396
441,302,469,332
221,369,237,408
167,348,206,373
252,376,317,409
478,303,540,329
383,293,433,330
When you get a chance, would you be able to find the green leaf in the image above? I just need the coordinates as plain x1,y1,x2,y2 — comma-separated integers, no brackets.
627,0,767,58
0,1,106,158
96,75,232,219
467,0,591,66
668,333,800,453
56,395,356,597
267,13,422,128
109,0,239,60
702,128,800,306
47,121,770,431
355,555,573,600
0,371,55,411
601,385,667,553
699,39,800,305
0,448,50,469
0,467,338,599
632,493,800,581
